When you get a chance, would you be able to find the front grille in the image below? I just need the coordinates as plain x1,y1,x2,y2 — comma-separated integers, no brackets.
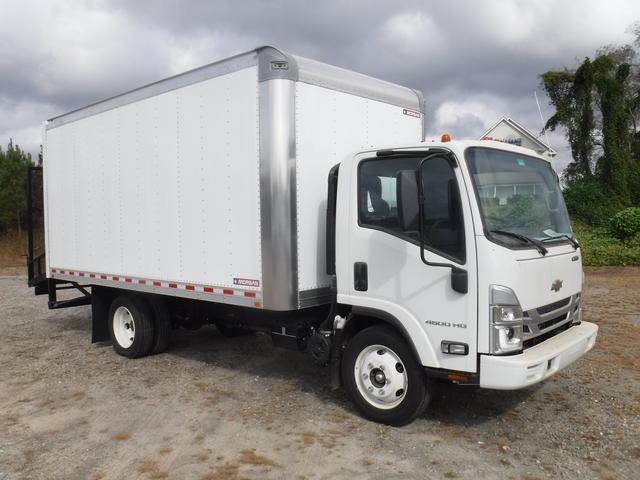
523,321,573,349
538,313,568,331
522,293,580,350
536,297,571,315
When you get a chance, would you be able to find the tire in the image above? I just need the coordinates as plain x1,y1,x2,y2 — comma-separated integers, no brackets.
146,295,171,355
342,325,430,426
108,294,155,358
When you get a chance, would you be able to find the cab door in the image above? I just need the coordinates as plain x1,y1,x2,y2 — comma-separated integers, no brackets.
339,153,478,373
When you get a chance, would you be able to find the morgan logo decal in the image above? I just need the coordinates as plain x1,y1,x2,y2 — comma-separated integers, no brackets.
234,277,260,287
403,108,421,118
550,279,563,292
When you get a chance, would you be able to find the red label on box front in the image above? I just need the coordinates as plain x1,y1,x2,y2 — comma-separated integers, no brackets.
403,108,421,118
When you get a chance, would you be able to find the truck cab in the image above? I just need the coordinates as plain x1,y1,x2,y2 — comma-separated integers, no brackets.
329,139,598,425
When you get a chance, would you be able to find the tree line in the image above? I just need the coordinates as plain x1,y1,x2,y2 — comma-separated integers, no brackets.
0,140,35,235
541,24,640,225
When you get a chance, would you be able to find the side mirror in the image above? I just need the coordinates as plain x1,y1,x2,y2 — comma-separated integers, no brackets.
396,170,419,231
451,267,468,294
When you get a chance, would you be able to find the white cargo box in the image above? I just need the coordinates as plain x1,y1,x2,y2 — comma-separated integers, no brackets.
43,46,424,311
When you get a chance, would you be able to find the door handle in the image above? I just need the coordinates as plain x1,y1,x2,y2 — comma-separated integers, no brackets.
354,262,368,291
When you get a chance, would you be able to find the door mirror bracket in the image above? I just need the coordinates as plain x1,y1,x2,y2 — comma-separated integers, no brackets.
396,158,468,295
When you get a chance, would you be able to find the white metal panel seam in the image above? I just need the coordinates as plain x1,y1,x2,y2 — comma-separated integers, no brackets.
254,67,263,289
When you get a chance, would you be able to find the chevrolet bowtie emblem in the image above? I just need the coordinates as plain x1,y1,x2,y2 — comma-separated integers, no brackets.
551,279,563,292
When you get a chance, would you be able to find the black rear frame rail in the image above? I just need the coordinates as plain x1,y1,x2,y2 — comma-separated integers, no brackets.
47,278,92,309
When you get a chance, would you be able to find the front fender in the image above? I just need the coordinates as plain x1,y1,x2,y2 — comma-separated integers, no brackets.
338,294,439,367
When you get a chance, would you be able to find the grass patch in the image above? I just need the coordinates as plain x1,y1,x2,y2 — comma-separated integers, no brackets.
202,463,240,480
137,459,169,479
573,222,640,266
238,449,280,467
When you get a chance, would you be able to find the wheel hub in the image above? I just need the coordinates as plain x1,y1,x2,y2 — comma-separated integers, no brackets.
370,369,386,388
354,345,408,410
113,306,135,348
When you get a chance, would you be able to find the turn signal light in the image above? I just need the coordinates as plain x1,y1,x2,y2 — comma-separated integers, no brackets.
441,133,451,142
441,340,468,355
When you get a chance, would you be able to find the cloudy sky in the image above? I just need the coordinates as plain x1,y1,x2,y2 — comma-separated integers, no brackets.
1,0,639,171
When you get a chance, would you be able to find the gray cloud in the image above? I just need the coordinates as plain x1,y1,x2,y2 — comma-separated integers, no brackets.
1,0,638,172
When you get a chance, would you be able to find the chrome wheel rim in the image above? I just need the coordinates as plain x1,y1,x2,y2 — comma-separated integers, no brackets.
354,344,408,410
113,306,135,348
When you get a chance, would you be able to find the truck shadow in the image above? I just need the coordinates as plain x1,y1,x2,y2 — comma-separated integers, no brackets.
423,381,543,427
166,326,543,427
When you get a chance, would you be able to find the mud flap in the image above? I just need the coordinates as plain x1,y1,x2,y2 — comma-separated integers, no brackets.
91,287,111,343
330,327,344,390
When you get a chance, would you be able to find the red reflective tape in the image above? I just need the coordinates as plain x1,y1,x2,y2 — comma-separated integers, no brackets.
138,279,146,285
185,285,195,291
89,274,96,278
69,271,75,275
125,278,132,283
168,283,177,289
223,289,233,295
112,276,120,281
100,275,107,280
153,281,161,287
204,287,214,293
60,270,65,274
51,268,57,273
244,292,256,298
79,272,85,277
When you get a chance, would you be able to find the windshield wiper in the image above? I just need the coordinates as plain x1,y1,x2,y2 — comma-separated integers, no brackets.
489,230,548,256
541,234,579,250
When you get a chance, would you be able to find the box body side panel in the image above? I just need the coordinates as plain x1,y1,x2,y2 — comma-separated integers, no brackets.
295,83,423,293
44,66,261,292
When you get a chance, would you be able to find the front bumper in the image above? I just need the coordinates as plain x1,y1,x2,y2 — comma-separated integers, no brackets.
479,321,598,390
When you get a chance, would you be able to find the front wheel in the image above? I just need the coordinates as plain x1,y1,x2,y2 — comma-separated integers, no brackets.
342,325,430,426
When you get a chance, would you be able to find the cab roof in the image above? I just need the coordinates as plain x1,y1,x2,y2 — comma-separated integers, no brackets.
354,139,550,163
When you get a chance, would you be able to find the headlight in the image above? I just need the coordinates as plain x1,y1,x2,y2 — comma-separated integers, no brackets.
572,294,582,325
493,305,523,323
489,286,523,354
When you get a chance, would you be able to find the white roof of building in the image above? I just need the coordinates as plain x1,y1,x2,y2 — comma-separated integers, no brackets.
480,117,556,157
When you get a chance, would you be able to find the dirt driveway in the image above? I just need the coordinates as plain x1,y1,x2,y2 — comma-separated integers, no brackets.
0,267,638,480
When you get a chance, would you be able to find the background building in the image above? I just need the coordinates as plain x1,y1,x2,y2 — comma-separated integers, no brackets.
481,117,556,159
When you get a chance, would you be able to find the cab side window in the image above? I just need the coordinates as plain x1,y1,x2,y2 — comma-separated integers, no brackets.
359,157,419,234
358,156,465,263
420,157,466,263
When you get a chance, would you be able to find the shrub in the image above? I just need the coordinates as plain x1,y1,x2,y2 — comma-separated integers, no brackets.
573,222,640,266
563,178,625,226
610,207,640,239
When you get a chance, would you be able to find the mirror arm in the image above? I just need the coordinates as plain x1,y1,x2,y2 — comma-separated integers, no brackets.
417,159,468,295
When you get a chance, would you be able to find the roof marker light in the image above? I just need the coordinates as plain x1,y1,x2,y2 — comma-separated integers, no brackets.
441,133,451,142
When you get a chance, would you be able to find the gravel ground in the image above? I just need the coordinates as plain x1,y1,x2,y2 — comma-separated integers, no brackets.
0,267,638,480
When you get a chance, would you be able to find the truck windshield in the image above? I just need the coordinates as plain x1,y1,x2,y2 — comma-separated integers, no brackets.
465,147,573,247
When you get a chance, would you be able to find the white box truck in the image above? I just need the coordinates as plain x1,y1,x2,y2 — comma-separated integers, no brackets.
27,46,598,425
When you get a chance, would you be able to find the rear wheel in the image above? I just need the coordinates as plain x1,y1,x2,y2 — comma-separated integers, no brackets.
108,295,155,358
146,295,171,355
342,325,430,426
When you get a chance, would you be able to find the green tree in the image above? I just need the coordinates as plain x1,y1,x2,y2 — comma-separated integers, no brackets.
0,139,34,234
592,54,633,199
541,59,595,181
541,41,640,206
